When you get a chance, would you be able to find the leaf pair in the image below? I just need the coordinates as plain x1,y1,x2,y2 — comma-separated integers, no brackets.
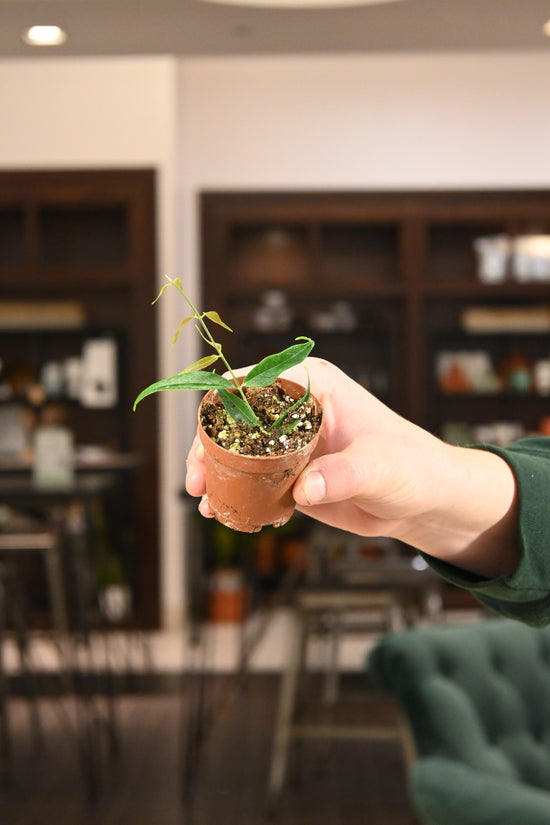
133,336,314,421
133,277,315,432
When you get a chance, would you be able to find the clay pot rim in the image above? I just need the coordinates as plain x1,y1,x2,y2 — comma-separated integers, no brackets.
198,377,323,464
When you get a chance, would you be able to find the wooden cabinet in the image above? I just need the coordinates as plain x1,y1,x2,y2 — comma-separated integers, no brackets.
0,170,159,627
202,190,550,445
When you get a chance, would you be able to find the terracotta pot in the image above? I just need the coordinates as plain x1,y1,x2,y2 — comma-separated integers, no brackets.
208,569,249,623
198,378,322,532
254,531,279,576
282,537,308,572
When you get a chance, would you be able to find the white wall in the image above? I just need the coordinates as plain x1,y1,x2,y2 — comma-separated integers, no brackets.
0,56,184,629
178,52,550,191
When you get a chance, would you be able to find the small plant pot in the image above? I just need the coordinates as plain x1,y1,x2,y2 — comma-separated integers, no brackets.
208,569,249,623
198,378,322,532
98,584,132,623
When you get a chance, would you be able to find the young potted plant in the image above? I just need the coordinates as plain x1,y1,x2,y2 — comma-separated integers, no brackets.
91,504,132,623
207,522,249,622
134,278,323,532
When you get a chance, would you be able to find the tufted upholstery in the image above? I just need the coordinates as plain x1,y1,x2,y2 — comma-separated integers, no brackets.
368,619,550,825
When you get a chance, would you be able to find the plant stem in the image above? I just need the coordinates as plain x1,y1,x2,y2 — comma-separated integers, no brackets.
180,290,256,418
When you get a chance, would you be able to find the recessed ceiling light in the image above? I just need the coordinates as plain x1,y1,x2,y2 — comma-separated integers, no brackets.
543,19,550,37
22,25,68,47
198,0,404,7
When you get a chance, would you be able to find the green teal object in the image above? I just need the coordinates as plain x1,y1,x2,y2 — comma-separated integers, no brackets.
369,619,550,825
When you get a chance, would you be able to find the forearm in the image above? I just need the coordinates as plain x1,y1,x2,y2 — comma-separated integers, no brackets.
395,441,519,579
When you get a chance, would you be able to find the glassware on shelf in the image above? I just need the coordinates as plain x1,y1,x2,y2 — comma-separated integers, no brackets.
512,235,550,283
308,301,358,333
473,235,511,284
33,424,74,487
533,359,550,396
436,350,499,394
330,301,358,332
498,348,532,394
471,421,525,447
40,360,65,400
252,290,293,332
80,337,118,408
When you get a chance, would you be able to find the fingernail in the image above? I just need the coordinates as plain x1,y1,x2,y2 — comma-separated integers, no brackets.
199,495,213,518
304,470,326,505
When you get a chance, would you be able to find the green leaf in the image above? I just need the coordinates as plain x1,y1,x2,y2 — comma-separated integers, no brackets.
218,389,259,427
204,311,233,332
180,354,220,373
152,283,171,304
152,276,184,304
172,315,195,345
243,337,315,388
133,371,233,410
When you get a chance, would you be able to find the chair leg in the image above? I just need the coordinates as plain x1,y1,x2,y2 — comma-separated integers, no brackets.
43,539,75,695
266,608,306,810
0,575,12,784
323,614,342,705
7,570,44,755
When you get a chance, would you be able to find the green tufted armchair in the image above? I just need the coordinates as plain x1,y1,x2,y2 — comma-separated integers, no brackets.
368,619,550,825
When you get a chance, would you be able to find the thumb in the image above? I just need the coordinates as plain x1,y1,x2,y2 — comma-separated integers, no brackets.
293,449,366,507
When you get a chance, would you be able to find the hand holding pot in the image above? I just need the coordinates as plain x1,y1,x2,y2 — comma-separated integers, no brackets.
186,357,519,579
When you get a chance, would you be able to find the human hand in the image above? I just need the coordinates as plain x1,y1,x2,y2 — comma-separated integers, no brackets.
185,357,518,577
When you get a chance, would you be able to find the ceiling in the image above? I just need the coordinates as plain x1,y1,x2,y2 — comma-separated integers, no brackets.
1,0,550,59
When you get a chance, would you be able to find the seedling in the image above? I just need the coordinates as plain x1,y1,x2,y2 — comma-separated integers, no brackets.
134,277,314,434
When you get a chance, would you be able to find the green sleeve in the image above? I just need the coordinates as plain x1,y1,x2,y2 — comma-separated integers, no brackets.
420,436,550,627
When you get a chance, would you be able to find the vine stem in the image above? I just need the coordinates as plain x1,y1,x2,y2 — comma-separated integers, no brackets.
180,290,256,416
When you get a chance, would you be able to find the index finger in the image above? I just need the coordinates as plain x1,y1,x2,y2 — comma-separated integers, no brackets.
185,434,206,496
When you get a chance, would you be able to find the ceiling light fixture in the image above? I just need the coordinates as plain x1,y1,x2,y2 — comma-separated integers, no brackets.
199,0,404,8
22,25,68,47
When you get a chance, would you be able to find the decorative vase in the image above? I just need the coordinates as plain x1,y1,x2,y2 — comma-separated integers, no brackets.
198,378,322,532
207,569,249,623
98,584,132,623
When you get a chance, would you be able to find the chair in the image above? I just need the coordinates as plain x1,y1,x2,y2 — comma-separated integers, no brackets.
368,618,550,825
0,559,47,782
0,521,71,781
0,514,120,800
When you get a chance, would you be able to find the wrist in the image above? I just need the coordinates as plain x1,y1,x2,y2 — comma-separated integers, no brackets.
396,441,519,578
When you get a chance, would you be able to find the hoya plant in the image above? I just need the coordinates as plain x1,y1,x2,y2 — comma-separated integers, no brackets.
134,277,315,435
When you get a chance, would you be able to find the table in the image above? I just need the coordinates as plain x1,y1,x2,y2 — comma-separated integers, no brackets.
266,555,443,808
0,471,125,800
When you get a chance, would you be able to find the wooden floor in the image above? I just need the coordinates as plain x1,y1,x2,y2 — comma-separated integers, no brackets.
0,674,419,825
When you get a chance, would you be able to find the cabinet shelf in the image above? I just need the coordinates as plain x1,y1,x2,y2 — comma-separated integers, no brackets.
423,281,550,299
0,264,133,290
0,170,159,628
226,282,404,303
436,391,550,401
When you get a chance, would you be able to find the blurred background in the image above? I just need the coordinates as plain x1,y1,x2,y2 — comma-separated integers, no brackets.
1,2,550,822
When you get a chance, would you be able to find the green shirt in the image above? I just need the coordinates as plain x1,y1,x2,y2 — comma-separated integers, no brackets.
421,436,550,627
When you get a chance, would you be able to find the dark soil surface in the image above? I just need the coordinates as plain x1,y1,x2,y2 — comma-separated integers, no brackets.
199,380,322,457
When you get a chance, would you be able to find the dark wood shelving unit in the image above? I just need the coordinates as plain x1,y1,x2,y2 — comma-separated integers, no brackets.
0,169,160,628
